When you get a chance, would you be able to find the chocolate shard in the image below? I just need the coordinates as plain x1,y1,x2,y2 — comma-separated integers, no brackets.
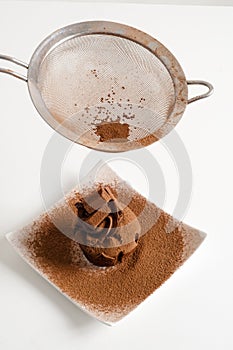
75,201,89,218
85,204,110,228
82,186,116,213
108,199,124,223
99,186,116,202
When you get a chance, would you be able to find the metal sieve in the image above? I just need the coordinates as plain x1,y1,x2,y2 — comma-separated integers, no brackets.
0,21,213,152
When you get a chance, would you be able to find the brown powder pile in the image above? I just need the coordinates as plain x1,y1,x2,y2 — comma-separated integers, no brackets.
95,122,130,142
14,183,205,324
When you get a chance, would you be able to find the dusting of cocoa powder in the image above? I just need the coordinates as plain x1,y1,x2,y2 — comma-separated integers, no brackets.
95,122,129,142
16,184,205,324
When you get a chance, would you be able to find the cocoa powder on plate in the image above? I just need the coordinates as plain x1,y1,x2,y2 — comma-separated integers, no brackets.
18,184,204,323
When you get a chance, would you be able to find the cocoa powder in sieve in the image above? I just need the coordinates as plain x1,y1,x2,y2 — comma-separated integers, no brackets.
19,184,204,323
95,122,130,142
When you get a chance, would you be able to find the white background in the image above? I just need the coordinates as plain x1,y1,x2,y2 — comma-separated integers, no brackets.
13,0,233,7
0,1,233,350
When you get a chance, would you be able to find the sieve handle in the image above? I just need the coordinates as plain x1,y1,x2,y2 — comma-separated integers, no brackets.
0,54,28,82
187,80,213,104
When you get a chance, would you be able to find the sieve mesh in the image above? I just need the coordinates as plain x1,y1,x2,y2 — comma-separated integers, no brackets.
37,34,175,151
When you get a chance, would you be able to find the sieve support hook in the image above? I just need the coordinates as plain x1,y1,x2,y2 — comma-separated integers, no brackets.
0,54,28,82
187,80,213,104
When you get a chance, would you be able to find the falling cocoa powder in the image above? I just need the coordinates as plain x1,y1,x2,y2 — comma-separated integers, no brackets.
13,181,205,324
95,122,130,142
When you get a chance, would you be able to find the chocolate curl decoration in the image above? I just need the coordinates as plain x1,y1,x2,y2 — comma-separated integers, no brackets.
74,186,141,266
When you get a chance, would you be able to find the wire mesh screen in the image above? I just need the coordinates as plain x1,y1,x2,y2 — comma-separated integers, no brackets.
38,34,175,151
